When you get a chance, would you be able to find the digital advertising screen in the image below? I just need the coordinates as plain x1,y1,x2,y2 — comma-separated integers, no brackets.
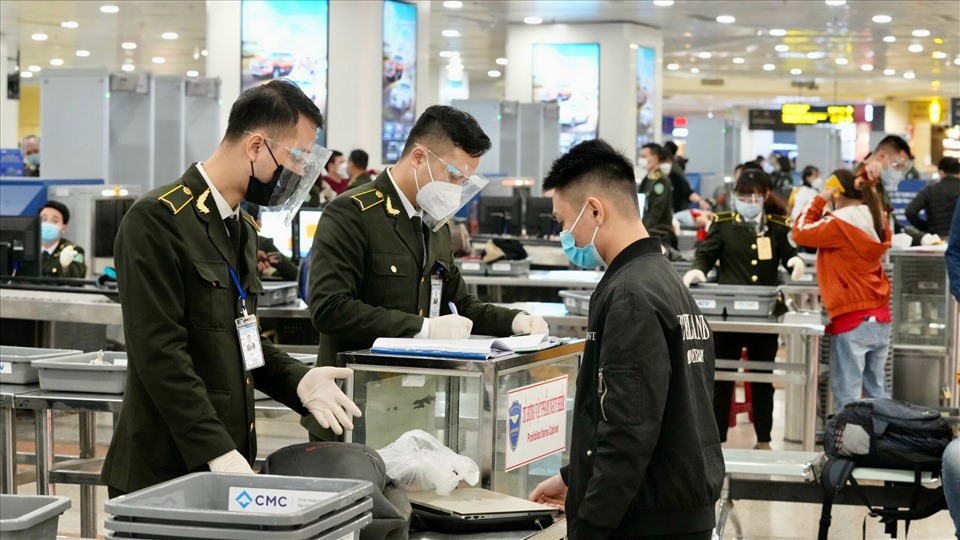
382,0,418,164
298,210,323,258
532,43,600,154
636,46,656,157
240,0,329,145
258,209,294,258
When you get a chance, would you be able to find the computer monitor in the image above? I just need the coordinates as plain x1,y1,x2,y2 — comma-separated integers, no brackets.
0,215,41,277
258,210,294,258
297,210,323,259
478,197,521,235
94,198,136,258
524,197,559,238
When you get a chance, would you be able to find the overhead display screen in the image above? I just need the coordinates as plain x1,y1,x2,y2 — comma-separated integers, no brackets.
636,46,656,158
532,43,600,154
382,0,418,163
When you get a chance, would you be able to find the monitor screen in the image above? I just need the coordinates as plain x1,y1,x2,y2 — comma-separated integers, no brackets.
477,197,521,235
298,210,323,258
258,210,293,258
0,215,41,277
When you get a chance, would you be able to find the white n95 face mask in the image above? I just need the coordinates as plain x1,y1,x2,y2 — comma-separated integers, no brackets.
417,181,463,222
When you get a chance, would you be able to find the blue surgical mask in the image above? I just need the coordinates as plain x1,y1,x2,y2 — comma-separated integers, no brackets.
41,222,60,243
880,166,904,190
560,202,604,268
25,154,40,168
735,199,763,220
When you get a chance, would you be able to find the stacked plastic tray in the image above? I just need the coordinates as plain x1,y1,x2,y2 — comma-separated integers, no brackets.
455,258,532,276
0,494,71,540
32,351,128,393
559,290,591,316
104,472,374,540
0,346,82,384
689,283,780,318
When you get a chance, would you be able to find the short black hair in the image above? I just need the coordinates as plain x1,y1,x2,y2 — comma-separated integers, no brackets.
663,140,678,156
735,169,771,195
802,165,819,180
400,105,491,158
349,149,369,169
41,200,70,224
223,79,324,142
326,150,343,172
641,142,664,161
741,161,763,173
777,155,792,172
543,139,637,212
937,156,960,175
875,135,912,159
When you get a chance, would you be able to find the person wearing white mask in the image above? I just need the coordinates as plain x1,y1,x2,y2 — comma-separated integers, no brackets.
788,165,821,222
306,105,549,440
637,143,676,248
39,200,86,278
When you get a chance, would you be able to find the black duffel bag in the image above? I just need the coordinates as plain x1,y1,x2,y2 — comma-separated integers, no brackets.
824,397,952,471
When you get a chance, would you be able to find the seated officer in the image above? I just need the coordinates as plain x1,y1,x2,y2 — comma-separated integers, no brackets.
39,200,86,278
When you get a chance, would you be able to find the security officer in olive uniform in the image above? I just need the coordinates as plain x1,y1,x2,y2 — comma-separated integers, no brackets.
39,201,86,278
308,105,549,440
683,169,805,449
637,143,676,248
102,80,360,496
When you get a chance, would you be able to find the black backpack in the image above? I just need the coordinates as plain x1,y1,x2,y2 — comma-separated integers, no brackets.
824,398,952,471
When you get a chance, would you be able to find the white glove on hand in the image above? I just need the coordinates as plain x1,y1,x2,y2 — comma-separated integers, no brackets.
512,313,549,336
426,314,473,339
208,449,255,474
787,256,805,281
297,367,362,435
682,269,707,287
59,245,77,268
921,233,943,246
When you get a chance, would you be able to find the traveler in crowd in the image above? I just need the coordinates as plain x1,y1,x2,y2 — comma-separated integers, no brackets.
788,165,822,221
905,156,960,238
346,149,373,190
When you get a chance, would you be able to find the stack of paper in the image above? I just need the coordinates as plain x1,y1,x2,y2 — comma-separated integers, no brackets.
371,334,560,360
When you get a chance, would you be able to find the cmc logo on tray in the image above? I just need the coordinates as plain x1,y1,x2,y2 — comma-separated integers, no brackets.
228,486,335,514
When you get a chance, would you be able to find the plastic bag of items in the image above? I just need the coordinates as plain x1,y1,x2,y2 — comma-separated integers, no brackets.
378,429,479,496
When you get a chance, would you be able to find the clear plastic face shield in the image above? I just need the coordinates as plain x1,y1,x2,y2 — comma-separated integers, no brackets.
416,144,489,231
248,131,332,226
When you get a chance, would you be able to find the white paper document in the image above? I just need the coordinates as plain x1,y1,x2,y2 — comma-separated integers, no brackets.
371,334,561,360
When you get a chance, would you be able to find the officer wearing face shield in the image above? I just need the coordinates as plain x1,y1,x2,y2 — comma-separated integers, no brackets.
306,105,549,440
102,80,361,496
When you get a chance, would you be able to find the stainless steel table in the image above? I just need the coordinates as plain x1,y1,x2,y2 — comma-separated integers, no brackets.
463,271,603,302
0,383,38,494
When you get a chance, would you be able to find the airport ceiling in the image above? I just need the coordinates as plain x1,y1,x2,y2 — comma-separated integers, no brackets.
2,0,958,109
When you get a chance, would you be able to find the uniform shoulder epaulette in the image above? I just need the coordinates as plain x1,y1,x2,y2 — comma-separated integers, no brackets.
767,214,791,228
350,188,385,212
240,211,261,233
713,211,735,223
157,184,194,215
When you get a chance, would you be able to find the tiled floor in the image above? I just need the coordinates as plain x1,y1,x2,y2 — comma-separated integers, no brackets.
10,390,956,539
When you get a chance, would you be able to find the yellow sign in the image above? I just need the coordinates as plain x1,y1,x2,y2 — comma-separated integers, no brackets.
782,104,855,125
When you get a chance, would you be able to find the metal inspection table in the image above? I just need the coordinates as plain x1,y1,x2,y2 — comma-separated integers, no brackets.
463,270,603,302
0,383,40,495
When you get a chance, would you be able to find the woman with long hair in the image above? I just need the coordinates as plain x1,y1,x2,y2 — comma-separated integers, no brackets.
792,168,892,412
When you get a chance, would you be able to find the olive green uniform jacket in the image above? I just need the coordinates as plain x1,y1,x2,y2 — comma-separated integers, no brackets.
41,239,86,278
691,211,797,286
101,164,310,494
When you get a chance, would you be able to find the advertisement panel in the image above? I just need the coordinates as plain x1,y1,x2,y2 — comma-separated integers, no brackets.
532,43,599,154
636,46,656,156
382,0,418,164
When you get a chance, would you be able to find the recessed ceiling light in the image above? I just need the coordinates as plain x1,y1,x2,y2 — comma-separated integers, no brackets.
438,50,458,58
860,64,874,71
883,68,896,76
769,29,787,37
690,67,700,74
50,58,64,66
903,71,915,79
934,37,944,44
825,0,846,5
698,52,712,59
807,51,824,59
441,29,460,37
652,0,675,6
162,32,179,40
28,65,41,72
790,68,802,75
152,57,166,64
932,51,947,59
716,15,735,24
442,0,463,7
100,5,119,13
763,63,776,71
487,70,502,78
775,44,789,52
666,63,680,70
872,14,892,23
496,57,509,65
954,56,960,65
31,33,48,41
121,42,137,50
20,71,33,79
186,70,199,77
908,44,924,53
732,57,745,64
121,64,135,72
912,29,930,37
931,80,940,87
61,21,79,29
883,36,896,43
76,50,90,57
200,49,208,56
835,57,848,65
523,16,542,25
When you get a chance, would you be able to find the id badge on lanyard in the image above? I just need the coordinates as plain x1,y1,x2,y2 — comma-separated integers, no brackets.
756,236,773,261
228,265,265,370
429,268,443,319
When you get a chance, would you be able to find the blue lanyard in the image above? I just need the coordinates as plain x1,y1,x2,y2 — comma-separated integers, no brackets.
227,264,248,317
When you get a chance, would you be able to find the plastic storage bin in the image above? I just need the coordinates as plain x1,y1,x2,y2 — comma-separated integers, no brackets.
559,290,591,316
0,494,71,540
260,282,299,306
0,346,82,384
689,284,779,318
32,352,128,394
455,258,485,275
105,513,372,540
104,472,374,530
486,258,531,276
254,353,317,400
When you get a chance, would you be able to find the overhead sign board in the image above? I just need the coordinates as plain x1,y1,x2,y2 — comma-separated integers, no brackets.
782,104,855,125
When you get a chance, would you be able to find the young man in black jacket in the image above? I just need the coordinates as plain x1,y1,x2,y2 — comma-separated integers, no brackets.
529,140,724,540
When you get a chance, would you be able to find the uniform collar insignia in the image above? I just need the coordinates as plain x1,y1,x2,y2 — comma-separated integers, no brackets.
196,188,211,214
386,196,401,216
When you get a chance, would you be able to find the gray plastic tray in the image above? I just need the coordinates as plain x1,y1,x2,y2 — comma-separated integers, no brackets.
0,346,83,385
486,258,531,276
689,283,779,317
104,472,374,529
255,353,317,400
0,494,71,539
260,282,299,306
105,512,372,540
455,258,485,276
105,498,371,539
559,290,590,316
32,352,128,394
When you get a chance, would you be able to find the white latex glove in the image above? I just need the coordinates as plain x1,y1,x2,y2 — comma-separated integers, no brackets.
512,313,549,336
208,449,255,474
426,314,473,339
921,233,943,246
297,367,362,435
891,233,913,250
59,245,77,268
787,256,805,281
683,269,707,287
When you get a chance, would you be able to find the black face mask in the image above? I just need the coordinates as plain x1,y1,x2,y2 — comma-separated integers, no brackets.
245,143,284,206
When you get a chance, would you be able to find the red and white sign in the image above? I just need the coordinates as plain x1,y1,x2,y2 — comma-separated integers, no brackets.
504,375,568,472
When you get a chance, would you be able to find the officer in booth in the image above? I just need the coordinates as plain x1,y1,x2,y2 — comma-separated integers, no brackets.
39,200,87,278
